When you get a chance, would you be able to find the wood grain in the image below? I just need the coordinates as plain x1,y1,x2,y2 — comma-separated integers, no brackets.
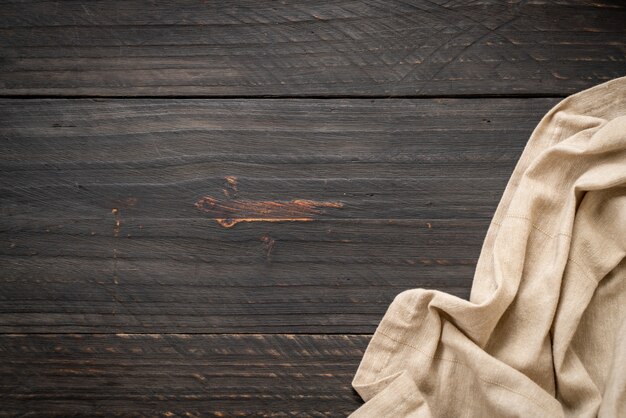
0,98,557,333
3,2,616,415
0,333,368,417
1,1,624,96
1,97,552,332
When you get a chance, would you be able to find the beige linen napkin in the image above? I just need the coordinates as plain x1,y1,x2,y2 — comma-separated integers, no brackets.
350,76,626,417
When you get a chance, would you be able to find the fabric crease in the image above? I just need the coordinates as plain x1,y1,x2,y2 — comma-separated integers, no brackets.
350,76,626,417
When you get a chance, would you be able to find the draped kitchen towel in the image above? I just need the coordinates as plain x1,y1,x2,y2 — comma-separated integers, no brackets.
350,76,626,417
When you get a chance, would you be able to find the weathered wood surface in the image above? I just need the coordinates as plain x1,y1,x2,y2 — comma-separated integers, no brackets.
3,1,616,414
0,333,368,416
1,0,624,96
1,98,558,334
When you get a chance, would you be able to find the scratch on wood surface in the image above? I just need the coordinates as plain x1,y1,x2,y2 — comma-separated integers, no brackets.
195,182,344,227
225,176,237,186
112,248,119,285
223,175,239,198
260,233,276,261
111,208,121,285
111,208,121,237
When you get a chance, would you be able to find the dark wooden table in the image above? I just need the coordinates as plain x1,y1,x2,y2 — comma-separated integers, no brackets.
1,1,624,416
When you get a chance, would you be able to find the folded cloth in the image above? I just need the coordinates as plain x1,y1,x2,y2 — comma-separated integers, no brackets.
350,76,626,417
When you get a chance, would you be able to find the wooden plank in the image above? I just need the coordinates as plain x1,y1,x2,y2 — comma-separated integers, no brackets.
0,333,368,416
1,97,552,223
1,1,624,96
0,98,556,333
0,220,482,333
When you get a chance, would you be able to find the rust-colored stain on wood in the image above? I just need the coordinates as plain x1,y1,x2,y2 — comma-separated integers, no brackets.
195,182,344,228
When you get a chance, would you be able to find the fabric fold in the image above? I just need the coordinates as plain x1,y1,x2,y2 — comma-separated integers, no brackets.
350,76,626,417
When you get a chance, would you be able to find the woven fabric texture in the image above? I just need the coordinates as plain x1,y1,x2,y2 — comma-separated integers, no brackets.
350,76,626,417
